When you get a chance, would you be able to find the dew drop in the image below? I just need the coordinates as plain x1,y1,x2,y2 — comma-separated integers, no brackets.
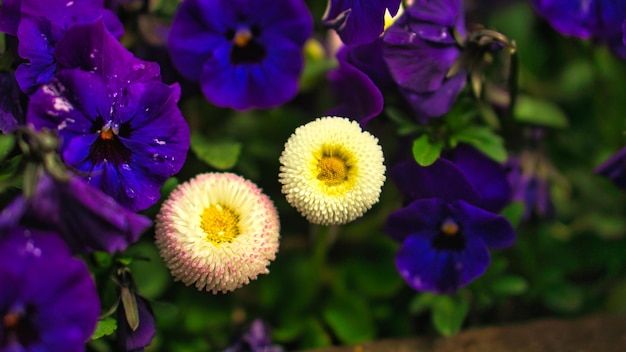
125,187,136,198
132,63,146,70
121,163,132,171
152,153,165,162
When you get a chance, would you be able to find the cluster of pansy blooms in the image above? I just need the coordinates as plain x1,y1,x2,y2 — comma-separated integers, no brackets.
0,0,625,350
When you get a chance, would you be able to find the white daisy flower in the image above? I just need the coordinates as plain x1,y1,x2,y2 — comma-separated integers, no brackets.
279,116,386,225
155,172,280,294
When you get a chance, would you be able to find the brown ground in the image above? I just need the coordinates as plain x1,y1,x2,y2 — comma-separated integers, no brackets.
303,314,626,352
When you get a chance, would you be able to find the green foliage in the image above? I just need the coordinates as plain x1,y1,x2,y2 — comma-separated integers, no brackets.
91,317,117,340
190,132,242,170
514,96,569,128
412,134,444,166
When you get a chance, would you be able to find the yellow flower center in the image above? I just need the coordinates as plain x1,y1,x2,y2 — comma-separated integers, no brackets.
312,144,358,195
317,155,348,186
200,204,240,245
233,28,252,47
441,218,459,236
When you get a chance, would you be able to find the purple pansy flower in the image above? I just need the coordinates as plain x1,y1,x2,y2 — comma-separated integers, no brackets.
0,72,23,133
224,319,284,352
117,293,156,351
0,225,99,351
531,0,626,57
323,0,401,46
385,144,514,293
506,153,555,220
596,146,626,191
8,0,123,93
167,0,312,110
27,22,190,212
327,44,384,125
383,0,467,122
0,172,152,253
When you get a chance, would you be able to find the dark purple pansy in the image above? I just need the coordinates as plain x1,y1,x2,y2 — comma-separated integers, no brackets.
531,0,626,58
117,293,156,351
506,154,554,220
596,146,626,191
391,144,511,213
27,68,189,211
0,72,23,133
385,144,514,293
167,0,312,110
383,0,467,122
224,319,284,352
0,173,152,253
323,0,401,46
11,0,123,93
26,21,189,212
0,225,99,351
0,0,21,35
327,44,384,125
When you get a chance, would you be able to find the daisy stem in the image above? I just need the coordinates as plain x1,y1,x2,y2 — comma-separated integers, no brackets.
311,224,339,268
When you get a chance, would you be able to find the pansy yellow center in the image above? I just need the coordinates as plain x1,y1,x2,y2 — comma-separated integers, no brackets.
441,218,459,236
200,204,240,245
233,28,252,47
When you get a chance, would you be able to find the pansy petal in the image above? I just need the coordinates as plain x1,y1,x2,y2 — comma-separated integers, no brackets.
323,0,401,46
385,198,446,242
117,294,156,351
400,71,466,121
595,146,626,191
390,157,480,204
450,200,516,249
0,0,21,35
327,47,383,124
444,144,511,212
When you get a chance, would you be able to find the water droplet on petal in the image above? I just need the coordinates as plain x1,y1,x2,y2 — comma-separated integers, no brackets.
125,187,136,198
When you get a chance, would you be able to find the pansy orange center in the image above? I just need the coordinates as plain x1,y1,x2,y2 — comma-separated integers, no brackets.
441,218,459,236
233,28,253,47
3,312,20,329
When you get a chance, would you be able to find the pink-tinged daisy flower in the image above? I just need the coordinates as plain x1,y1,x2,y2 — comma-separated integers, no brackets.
279,116,386,225
155,173,280,294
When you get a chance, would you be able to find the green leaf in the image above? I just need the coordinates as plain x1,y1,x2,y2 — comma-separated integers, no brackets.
91,317,117,340
432,295,469,337
300,319,332,349
190,132,242,170
412,134,443,166
452,126,507,163
490,275,528,296
501,202,526,228
542,284,584,313
409,293,437,315
514,96,568,128
0,134,15,161
322,294,375,344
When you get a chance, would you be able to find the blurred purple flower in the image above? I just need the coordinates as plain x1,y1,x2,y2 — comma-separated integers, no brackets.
0,173,152,253
385,144,514,293
117,293,156,351
27,23,189,212
0,72,23,133
531,0,626,57
383,0,467,122
506,153,555,220
327,44,384,125
0,225,99,351
323,0,401,46
596,146,626,191
8,0,123,93
224,319,284,352
168,0,312,110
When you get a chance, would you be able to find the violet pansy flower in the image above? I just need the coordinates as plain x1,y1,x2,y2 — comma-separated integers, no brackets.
27,22,190,212
385,145,515,293
0,225,99,351
323,0,401,46
531,0,626,58
7,0,123,93
167,0,312,110
224,319,284,352
383,0,467,122
596,146,626,191
0,173,152,253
